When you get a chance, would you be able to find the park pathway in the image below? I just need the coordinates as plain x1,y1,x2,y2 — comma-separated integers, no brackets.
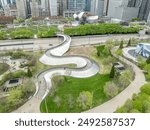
85,47,146,113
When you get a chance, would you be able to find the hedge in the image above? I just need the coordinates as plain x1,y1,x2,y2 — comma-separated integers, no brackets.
64,23,140,36
37,26,57,38
0,31,6,40
10,29,34,39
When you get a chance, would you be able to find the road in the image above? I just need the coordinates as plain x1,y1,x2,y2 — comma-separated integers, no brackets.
0,34,149,51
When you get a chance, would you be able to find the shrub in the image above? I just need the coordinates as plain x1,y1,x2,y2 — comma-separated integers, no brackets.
37,26,57,38
96,45,105,57
131,18,140,21
10,29,33,39
124,99,133,112
119,40,124,49
137,55,146,69
27,67,32,77
145,73,150,81
146,56,150,64
104,82,118,98
64,23,140,36
110,65,115,78
116,83,150,113
0,31,6,40
117,70,132,89
115,49,122,56
143,64,150,73
76,91,93,110
140,83,150,95
126,39,132,47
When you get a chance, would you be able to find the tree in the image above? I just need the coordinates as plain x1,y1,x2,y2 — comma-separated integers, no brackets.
104,82,118,98
53,96,61,108
27,67,32,77
0,31,6,40
143,100,150,113
146,56,150,64
137,55,146,68
124,99,133,112
76,91,93,110
140,83,150,95
110,65,115,78
6,88,23,108
117,70,132,89
119,40,124,49
126,39,131,47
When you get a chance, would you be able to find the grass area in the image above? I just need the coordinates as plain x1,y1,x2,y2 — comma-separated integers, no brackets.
0,63,9,75
40,73,111,113
0,25,57,40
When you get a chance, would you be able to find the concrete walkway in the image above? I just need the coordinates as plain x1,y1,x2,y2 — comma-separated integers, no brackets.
13,34,99,113
85,47,146,113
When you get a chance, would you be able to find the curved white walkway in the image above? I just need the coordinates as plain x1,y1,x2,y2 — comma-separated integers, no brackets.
13,34,99,113
38,34,99,100
122,47,138,62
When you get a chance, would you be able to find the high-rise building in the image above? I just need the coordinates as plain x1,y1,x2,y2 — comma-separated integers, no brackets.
16,0,27,18
68,0,86,11
31,0,40,17
147,12,150,25
107,0,150,22
85,0,91,11
138,0,150,21
31,0,57,17
4,4,17,17
57,0,63,16
63,0,68,10
103,0,109,15
47,0,57,16
0,0,2,8
7,0,11,4
107,0,123,18
107,0,140,21
90,0,104,16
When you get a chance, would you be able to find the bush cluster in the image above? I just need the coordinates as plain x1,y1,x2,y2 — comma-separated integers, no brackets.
116,83,150,113
37,26,57,38
64,24,140,36
10,29,34,39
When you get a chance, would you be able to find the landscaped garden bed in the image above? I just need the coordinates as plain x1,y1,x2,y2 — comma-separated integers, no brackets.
64,23,140,36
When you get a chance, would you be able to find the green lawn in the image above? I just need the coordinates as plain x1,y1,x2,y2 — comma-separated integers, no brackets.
40,73,111,113
0,63,9,75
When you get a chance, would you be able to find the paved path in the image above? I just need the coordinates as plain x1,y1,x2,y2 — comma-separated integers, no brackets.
85,47,146,113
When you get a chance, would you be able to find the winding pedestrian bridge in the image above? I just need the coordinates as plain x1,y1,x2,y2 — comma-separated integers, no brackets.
13,34,99,112
38,34,99,100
